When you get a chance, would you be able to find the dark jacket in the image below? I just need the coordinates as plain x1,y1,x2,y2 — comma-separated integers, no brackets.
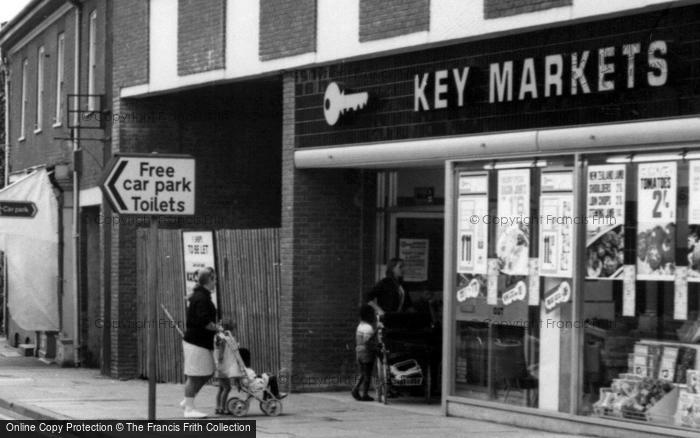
183,285,217,350
365,277,412,313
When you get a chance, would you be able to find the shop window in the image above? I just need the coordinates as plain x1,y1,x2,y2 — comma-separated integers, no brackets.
581,152,700,432
452,157,575,411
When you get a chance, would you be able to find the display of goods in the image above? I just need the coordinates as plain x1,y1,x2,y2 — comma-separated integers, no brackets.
675,349,697,384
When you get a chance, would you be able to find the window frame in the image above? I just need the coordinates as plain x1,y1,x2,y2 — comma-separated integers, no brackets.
35,46,45,133
19,58,28,141
54,32,65,127
87,10,98,112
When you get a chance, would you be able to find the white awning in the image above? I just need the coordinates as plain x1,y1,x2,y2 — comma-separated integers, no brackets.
0,168,59,331
294,118,700,168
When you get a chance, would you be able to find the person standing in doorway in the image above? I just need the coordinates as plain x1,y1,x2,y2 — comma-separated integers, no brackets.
366,258,413,316
181,267,221,418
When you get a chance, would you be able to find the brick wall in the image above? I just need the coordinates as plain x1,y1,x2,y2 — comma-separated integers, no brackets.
177,0,226,75
113,0,148,87
80,0,112,189
282,72,369,391
484,0,572,19
107,75,282,377
359,0,430,42
6,12,75,174
259,0,316,61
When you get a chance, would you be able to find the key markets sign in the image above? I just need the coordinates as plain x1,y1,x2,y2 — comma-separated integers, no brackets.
294,4,698,148
101,154,195,215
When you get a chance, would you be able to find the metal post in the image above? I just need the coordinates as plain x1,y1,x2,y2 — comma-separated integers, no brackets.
441,161,455,414
148,216,159,420
570,153,585,415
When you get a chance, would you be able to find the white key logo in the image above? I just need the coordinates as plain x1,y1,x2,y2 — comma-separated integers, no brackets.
323,82,369,126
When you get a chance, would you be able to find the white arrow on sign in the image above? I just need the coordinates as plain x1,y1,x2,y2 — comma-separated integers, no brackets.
101,154,196,216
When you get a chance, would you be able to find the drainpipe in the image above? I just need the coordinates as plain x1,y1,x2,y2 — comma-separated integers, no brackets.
2,55,8,337
69,0,82,367
2,56,8,188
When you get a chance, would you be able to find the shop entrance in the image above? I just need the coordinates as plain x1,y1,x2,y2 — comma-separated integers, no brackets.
389,213,444,398
389,213,444,294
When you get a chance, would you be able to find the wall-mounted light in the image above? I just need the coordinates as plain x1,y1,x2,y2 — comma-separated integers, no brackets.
483,159,547,170
606,152,684,163
605,155,632,164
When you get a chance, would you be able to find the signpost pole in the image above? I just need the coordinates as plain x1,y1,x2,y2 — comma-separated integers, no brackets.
148,216,159,420
99,153,195,421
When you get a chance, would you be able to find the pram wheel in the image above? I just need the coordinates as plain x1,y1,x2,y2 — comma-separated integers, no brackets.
227,397,249,417
260,399,282,416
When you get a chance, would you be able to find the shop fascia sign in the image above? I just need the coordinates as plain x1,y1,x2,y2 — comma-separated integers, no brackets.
323,82,369,126
413,40,668,111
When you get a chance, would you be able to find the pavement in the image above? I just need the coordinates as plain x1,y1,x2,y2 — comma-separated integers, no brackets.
0,338,589,438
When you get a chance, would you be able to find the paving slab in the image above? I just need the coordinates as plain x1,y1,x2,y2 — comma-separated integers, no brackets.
0,338,588,437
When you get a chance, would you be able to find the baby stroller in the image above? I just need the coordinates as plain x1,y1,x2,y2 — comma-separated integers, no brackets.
215,331,285,417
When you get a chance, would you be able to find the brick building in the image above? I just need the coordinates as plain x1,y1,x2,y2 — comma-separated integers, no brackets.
0,0,111,370
2,1,700,436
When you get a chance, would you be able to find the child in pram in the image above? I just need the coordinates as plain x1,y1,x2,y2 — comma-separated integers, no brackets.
214,331,286,417
236,348,286,400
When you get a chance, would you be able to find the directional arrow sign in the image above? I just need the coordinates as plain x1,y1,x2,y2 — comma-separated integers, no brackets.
0,201,37,218
101,154,195,216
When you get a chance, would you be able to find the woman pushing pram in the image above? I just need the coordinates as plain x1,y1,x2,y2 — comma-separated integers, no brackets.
214,330,287,417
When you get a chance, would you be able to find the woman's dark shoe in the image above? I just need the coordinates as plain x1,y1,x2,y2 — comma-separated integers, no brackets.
351,389,361,401
360,394,374,402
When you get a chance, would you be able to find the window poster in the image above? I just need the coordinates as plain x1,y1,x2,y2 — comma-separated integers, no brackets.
456,274,486,302
457,173,488,275
182,230,217,308
675,266,689,320
623,265,636,317
586,165,625,280
399,238,429,282
496,169,530,276
528,258,540,306
487,259,499,305
539,172,574,278
637,162,677,281
688,161,700,282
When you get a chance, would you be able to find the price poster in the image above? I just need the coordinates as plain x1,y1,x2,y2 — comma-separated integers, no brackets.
399,238,429,282
586,165,625,280
496,169,530,276
636,162,676,281
539,172,574,278
182,230,217,307
457,173,488,275
688,161,700,282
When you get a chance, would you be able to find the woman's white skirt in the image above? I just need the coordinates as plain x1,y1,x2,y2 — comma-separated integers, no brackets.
183,341,215,376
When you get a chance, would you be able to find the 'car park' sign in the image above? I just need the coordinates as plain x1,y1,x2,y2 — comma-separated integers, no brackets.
101,154,195,215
